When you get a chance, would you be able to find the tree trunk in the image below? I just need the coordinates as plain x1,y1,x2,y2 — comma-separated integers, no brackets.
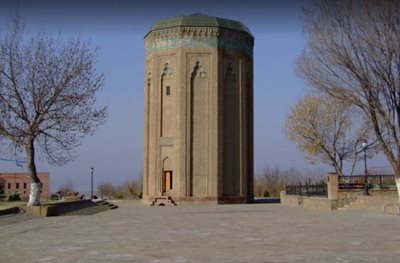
395,166,400,203
396,103,400,203
26,138,41,206
395,177,400,203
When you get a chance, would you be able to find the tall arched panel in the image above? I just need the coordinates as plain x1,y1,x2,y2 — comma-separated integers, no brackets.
160,63,174,138
222,62,240,196
189,61,208,197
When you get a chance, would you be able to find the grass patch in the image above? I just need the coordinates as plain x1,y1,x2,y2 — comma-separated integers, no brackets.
0,201,27,206
0,201,28,211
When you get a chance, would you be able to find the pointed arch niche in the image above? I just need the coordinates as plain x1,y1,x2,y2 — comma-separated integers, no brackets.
144,70,151,195
160,62,175,137
222,62,240,196
188,61,208,197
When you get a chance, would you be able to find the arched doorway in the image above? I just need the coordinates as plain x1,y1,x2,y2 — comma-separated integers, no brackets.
162,157,173,194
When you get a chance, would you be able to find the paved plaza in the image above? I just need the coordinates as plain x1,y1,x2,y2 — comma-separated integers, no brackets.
1,200,400,262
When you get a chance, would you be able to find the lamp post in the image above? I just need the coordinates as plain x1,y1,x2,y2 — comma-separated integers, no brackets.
362,142,369,195
90,167,94,199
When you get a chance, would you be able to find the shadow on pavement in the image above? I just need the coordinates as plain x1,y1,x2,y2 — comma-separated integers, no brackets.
254,198,281,204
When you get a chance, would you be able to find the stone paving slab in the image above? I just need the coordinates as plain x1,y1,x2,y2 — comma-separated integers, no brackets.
0,200,399,262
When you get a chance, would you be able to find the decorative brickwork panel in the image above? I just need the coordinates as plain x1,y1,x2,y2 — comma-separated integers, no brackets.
190,60,209,197
160,62,175,137
222,62,240,196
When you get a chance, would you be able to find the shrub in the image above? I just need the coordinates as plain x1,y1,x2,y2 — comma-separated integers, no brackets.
50,193,59,201
8,192,21,201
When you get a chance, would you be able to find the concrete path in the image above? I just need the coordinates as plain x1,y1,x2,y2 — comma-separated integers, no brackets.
1,200,399,262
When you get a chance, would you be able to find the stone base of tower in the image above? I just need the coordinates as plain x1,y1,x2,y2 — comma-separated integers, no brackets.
142,195,254,206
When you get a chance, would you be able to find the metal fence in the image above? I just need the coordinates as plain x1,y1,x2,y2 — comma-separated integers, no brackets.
338,174,396,190
285,174,396,196
285,183,327,197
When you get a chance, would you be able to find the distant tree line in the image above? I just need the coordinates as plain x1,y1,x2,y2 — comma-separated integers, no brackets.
56,176,143,200
254,166,325,198
96,177,143,200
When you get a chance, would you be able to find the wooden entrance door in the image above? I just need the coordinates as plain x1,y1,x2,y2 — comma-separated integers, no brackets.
163,171,172,193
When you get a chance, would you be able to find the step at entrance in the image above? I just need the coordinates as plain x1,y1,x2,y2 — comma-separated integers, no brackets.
94,199,119,210
150,196,177,206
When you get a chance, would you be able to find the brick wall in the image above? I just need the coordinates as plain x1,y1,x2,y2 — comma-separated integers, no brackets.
0,172,50,200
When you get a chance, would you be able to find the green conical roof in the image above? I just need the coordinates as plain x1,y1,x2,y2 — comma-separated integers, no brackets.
147,13,253,37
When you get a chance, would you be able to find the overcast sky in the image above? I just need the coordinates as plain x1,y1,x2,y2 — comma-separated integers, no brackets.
0,0,389,193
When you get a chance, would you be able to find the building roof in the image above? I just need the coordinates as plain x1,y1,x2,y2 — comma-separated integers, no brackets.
146,13,253,37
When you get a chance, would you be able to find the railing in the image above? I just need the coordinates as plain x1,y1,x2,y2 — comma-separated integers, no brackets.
285,174,396,196
286,183,327,197
338,174,396,190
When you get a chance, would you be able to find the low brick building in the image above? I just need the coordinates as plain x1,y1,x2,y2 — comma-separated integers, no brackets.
0,172,50,200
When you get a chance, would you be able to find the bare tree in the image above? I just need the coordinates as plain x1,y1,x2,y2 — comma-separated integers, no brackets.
0,16,107,206
126,180,139,199
97,181,116,199
259,166,298,197
297,0,400,200
285,95,377,175
119,175,143,199
254,166,324,197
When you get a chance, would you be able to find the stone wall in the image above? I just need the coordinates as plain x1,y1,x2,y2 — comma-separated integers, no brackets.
280,192,302,207
384,203,400,215
302,196,337,211
337,189,398,208
281,187,398,211
25,200,105,217
338,189,397,199
280,191,337,211
336,190,361,208
369,189,398,197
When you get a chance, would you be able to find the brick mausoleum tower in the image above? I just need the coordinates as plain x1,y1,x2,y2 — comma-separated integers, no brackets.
142,14,254,205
